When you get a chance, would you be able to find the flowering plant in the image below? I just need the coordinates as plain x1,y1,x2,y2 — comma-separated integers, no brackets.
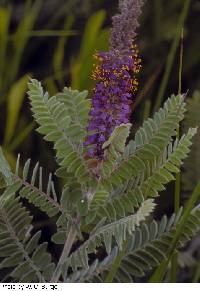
0,0,200,283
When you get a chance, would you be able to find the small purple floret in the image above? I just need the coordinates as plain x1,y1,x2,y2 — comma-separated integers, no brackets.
85,0,144,160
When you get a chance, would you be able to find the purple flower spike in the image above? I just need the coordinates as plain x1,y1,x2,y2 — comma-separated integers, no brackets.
85,0,144,160
110,0,144,54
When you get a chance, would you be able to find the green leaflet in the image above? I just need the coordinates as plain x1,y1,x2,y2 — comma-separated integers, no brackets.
102,123,132,151
0,150,64,218
0,195,55,282
111,203,200,282
86,128,197,224
98,94,186,191
27,79,95,187
72,204,200,283
56,87,90,135
90,123,132,210
1,82,199,283
65,199,155,272
66,247,118,283
149,181,200,282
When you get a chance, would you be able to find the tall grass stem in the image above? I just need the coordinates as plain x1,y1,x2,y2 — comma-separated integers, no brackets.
170,28,184,283
154,0,191,112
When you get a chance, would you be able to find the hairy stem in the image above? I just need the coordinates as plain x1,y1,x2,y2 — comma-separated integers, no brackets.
51,226,77,283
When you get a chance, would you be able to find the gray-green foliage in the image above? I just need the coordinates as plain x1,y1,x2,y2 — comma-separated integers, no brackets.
0,80,200,283
68,205,200,283
0,194,55,282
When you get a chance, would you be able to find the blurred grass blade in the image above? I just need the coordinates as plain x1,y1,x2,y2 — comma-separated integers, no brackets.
4,74,29,145
28,30,76,37
0,146,12,187
149,181,200,283
53,15,74,84
153,0,162,41
1,148,17,174
71,10,108,91
79,10,106,59
45,76,58,96
9,121,35,151
0,7,10,90
154,0,191,112
7,0,41,85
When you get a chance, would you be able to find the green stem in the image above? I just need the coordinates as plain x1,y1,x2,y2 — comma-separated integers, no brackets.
51,226,77,283
154,0,191,112
170,252,178,282
178,29,184,96
149,181,200,282
193,258,200,282
143,99,151,121
170,28,184,283
105,241,127,283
